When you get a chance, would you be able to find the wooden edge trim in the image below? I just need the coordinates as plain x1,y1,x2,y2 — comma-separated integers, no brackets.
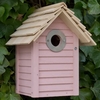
63,6,74,14
78,23,86,29
16,46,19,93
86,31,92,36
72,16,80,22
73,34,79,95
71,16,80,24
84,32,96,46
53,8,62,15
66,10,73,17
31,42,39,97
80,42,96,46
61,10,90,43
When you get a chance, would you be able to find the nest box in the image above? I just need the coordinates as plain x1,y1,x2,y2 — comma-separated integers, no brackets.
6,2,96,98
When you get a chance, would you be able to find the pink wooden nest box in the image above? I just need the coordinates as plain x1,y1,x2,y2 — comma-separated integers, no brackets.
6,2,96,98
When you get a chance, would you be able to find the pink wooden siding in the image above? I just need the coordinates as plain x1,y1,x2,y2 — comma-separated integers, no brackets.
16,17,79,98
16,44,32,96
36,17,79,97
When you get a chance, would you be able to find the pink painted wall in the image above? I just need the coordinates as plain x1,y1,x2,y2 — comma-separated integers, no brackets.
16,44,32,96
16,17,79,98
37,17,79,97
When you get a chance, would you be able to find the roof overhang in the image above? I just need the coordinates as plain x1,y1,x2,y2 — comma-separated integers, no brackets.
6,2,96,46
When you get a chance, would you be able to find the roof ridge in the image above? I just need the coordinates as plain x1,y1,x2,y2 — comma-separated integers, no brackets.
35,2,66,12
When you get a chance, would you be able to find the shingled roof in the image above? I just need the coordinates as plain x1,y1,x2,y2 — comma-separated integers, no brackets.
6,2,96,46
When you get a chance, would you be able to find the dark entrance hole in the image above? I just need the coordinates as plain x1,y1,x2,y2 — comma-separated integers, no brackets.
51,35,60,46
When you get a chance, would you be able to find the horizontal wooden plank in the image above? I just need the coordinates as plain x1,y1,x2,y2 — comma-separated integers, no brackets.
19,49,31,53
39,90,73,97
18,44,31,48
53,17,63,23
19,66,31,73
67,36,73,43
19,73,31,80
19,85,31,88
48,22,69,29
39,50,73,57
39,64,73,71
18,44,31,50
42,29,73,37
35,2,66,12
19,59,31,66
6,36,34,45
19,86,31,94
17,19,48,30
11,27,41,37
39,43,74,50
39,57,73,64
39,70,73,78
39,77,73,85
39,84,73,92
24,14,54,23
29,8,59,17
19,79,31,87
19,91,31,97
19,53,31,60
39,36,73,43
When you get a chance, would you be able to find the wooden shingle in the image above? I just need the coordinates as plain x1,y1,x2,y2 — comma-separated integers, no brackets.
6,2,96,46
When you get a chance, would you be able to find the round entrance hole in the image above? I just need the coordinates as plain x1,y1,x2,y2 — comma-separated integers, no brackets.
46,30,66,52
51,35,60,46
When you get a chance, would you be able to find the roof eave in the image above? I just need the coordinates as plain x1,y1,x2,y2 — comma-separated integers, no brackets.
59,9,96,46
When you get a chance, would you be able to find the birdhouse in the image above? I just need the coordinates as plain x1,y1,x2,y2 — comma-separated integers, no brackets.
6,2,96,98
